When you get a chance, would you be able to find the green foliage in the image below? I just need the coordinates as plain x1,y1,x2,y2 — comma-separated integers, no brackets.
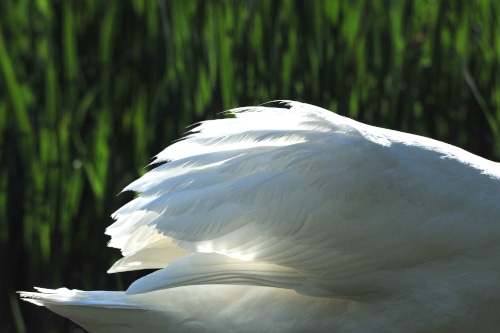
1,0,499,331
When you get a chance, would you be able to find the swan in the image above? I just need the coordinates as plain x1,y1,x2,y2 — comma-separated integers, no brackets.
20,101,500,332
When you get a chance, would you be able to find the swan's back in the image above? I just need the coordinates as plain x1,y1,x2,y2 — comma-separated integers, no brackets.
21,101,500,332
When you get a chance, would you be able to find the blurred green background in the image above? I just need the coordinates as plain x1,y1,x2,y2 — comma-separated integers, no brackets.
1,0,499,332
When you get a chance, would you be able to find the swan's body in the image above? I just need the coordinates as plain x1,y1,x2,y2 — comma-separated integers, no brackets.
21,101,500,332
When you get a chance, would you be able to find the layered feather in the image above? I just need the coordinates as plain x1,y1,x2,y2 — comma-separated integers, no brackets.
105,101,500,298
21,101,500,332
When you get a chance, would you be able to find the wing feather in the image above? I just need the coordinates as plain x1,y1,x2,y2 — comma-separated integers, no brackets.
106,101,500,298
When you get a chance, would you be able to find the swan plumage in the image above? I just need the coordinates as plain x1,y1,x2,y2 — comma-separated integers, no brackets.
20,101,500,332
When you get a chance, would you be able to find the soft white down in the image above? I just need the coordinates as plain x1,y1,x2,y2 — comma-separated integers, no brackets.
20,101,500,332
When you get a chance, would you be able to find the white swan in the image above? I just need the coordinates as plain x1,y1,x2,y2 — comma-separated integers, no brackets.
20,101,500,332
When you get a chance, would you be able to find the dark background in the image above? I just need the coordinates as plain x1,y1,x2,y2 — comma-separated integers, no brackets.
1,1,499,332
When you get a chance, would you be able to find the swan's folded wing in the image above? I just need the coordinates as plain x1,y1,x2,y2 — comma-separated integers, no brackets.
107,101,500,298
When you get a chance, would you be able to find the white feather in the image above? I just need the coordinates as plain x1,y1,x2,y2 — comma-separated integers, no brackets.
21,101,500,332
